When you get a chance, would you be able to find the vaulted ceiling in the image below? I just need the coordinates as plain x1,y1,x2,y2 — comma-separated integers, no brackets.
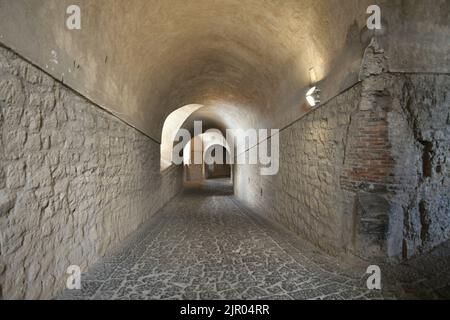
0,0,448,141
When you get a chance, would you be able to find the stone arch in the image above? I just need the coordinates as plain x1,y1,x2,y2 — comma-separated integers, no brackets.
160,104,204,171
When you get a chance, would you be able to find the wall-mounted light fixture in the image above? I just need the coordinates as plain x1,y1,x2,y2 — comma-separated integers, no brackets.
306,86,321,107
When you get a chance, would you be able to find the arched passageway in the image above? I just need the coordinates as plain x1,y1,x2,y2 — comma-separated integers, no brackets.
182,132,233,184
0,0,449,300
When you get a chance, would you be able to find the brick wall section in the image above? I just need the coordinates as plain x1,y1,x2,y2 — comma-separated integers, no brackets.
0,45,183,299
340,110,395,192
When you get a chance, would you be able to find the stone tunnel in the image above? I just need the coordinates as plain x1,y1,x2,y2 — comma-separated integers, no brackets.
0,0,449,300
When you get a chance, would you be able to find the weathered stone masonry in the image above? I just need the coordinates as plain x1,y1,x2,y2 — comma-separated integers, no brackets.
385,74,450,260
235,41,450,262
235,84,367,258
0,45,183,299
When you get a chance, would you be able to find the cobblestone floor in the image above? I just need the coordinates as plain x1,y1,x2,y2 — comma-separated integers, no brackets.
60,179,450,300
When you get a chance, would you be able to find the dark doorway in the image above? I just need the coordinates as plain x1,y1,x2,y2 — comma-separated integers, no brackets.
205,146,231,179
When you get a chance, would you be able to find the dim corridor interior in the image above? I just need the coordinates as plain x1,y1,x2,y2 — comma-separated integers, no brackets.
0,0,449,301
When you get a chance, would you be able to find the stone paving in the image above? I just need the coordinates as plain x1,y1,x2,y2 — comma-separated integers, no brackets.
60,179,450,300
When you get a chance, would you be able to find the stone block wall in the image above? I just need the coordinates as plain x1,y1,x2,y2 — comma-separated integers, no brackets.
0,45,183,299
235,41,450,262
234,84,366,257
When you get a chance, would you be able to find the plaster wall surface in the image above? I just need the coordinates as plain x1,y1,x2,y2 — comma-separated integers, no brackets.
0,45,183,299
1,1,448,143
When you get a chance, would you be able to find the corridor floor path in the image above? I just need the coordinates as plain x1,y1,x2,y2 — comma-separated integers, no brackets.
60,179,450,300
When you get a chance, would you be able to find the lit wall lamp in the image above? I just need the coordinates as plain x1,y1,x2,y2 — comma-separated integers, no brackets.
306,86,321,107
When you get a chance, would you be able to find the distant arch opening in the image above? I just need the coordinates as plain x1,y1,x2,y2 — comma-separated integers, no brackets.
160,104,204,171
183,130,232,183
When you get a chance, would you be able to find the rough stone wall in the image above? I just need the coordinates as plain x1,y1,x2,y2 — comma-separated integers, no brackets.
385,74,450,259
234,84,365,257
357,40,450,260
0,45,183,299
235,41,450,262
